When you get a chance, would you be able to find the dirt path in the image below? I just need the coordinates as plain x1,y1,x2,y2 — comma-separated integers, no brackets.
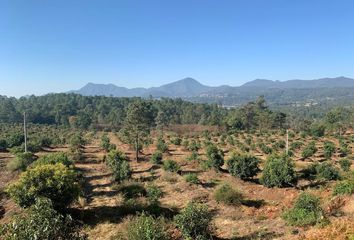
74,143,122,240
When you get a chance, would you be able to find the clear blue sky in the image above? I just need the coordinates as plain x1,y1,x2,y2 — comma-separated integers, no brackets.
1,0,354,97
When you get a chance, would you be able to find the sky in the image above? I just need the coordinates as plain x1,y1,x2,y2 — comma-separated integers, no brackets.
1,0,354,97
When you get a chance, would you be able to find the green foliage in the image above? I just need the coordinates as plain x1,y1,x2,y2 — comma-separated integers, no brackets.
333,181,354,196
301,141,317,159
106,150,131,183
116,182,146,200
6,163,79,209
290,141,303,151
146,184,163,205
156,137,168,153
339,158,352,172
283,192,324,226
261,154,296,188
7,152,36,172
258,143,273,154
184,173,200,184
205,144,224,170
170,137,182,145
124,212,169,240
227,153,260,180
163,160,181,173
174,202,213,240
32,152,72,167
310,124,326,137
100,134,111,152
0,138,7,151
315,162,340,181
186,151,199,161
323,141,336,159
151,151,163,165
188,139,201,152
214,184,243,206
0,198,86,240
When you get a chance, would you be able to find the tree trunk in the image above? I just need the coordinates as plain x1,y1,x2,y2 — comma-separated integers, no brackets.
135,137,139,162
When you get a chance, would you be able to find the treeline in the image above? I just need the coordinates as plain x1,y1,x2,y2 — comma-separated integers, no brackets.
0,94,352,133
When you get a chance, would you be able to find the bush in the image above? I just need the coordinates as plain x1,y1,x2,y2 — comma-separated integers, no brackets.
323,141,336,159
316,162,340,181
186,151,199,161
163,160,181,173
6,163,79,209
100,134,111,152
0,139,7,151
310,124,326,137
146,184,163,205
106,150,131,183
301,141,317,159
258,143,273,154
174,202,213,240
156,137,168,153
339,158,352,172
227,153,260,180
290,141,303,151
205,144,224,170
32,152,73,167
214,184,243,206
184,173,200,184
125,212,168,240
261,154,296,188
151,151,163,165
7,152,36,172
188,139,201,152
333,181,354,196
283,192,324,226
0,198,86,240
170,137,182,146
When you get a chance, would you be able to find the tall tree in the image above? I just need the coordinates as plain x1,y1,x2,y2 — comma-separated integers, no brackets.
119,100,154,161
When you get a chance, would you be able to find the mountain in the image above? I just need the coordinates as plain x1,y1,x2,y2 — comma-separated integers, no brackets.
242,76,354,89
71,77,354,107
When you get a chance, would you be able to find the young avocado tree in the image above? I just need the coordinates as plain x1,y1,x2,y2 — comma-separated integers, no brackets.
119,100,155,162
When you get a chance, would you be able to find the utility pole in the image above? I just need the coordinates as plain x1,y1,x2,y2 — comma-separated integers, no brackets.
286,129,289,155
24,112,27,153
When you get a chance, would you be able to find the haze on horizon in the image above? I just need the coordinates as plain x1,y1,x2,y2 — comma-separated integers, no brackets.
1,0,354,97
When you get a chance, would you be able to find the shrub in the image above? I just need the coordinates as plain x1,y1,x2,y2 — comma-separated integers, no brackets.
100,134,111,152
151,151,163,165
125,212,168,240
33,152,72,167
184,173,200,184
316,162,340,181
6,163,79,209
0,198,86,240
323,141,336,159
205,144,224,170
310,124,326,137
290,141,303,151
283,192,324,226
106,150,131,183
7,152,36,172
214,184,243,206
227,153,260,180
174,202,213,240
146,184,163,205
156,137,168,153
163,160,181,173
333,181,354,196
339,158,352,172
261,154,296,188
170,137,182,146
187,151,199,161
258,143,272,154
302,141,317,159
188,139,201,152
0,139,7,151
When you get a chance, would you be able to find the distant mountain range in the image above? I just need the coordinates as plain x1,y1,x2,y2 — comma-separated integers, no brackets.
71,76,354,107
